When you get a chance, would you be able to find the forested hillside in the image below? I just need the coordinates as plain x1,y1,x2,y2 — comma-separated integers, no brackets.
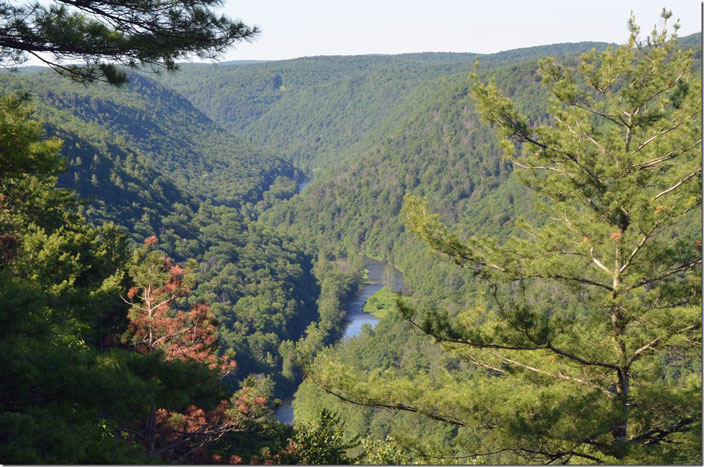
1,3,700,461
257,32,702,463
261,58,549,299
0,70,323,401
159,42,611,172
1,71,303,208
259,56,550,460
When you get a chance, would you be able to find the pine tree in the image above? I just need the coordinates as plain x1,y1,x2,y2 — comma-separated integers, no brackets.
0,93,152,463
309,11,701,464
0,95,272,463
120,237,272,462
0,1,258,85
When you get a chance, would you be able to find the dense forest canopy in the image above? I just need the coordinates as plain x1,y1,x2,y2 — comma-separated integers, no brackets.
159,42,613,173
302,14,702,464
0,3,700,464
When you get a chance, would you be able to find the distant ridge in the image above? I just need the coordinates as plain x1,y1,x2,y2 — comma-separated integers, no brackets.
208,42,615,67
204,34,699,67
217,59,272,66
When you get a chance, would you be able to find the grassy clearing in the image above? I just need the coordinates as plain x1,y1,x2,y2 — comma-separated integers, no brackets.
362,286,398,320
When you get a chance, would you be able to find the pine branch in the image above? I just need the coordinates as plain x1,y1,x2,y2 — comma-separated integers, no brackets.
590,247,613,275
316,383,474,428
619,232,651,274
654,168,701,200
627,323,700,367
526,271,613,291
627,258,702,291
495,353,615,396
572,101,626,128
628,417,698,445
634,121,685,153
630,139,701,170
419,448,515,460
546,344,621,371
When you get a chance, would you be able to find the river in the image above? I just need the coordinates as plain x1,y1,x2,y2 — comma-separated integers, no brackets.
274,256,405,424
298,180,312,192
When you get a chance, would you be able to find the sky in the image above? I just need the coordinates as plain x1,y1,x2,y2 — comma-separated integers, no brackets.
216,0,701,61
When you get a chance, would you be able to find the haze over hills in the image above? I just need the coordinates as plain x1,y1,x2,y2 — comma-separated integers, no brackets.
2,28,701,463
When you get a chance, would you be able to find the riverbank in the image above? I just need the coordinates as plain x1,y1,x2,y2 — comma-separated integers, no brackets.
361,286,398,320
275,256,404,423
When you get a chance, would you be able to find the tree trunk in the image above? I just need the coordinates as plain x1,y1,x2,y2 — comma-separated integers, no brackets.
614,369,630,446
612,241,629,448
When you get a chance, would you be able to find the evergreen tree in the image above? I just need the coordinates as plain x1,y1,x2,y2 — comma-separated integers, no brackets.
118,237,275,462
0,91,275,465
280,409,359,465
0,93,151,463
0,0,258,85
308,11,701,464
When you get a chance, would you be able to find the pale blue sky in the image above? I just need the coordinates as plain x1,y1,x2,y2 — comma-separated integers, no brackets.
218,0,701,61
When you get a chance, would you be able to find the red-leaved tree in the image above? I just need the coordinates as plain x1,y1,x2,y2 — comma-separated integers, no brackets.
120,237,268,462
122,246,235,374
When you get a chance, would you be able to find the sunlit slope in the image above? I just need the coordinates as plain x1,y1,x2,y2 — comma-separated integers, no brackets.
160,42,611,171
260,59,545,259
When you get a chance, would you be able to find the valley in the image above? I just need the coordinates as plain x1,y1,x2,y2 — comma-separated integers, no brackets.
2,22,701,463
276,256,406,424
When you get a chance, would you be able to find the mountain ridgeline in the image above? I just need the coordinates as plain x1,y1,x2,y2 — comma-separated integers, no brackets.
158,42,612,172
2,31,700,463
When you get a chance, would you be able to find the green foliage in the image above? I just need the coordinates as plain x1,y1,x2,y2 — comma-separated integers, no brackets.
0,92,286,464
0,1,258,85
2,14,700,463
160,43,613,172
362,286,398,320
259,58,552,272
0,69,318,399
357,435,410,465
283,410,359,465
0,70,302,210
0,92,64,176
0,95,150,463
309,13,701,464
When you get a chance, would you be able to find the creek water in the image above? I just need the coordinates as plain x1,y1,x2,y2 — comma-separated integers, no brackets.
297,180,312,192
274,256,405,424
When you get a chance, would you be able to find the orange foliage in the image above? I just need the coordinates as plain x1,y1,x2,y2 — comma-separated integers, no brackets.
121,241,268,462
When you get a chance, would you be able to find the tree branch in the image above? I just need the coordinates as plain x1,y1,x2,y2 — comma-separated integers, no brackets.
419,448,516,460
627,323,700,367
634,121,684,152
628,417,698,445
590,247,613,275
620,232,651,274
654,168,701,200
546,344,621,371
527,271,614,291
627,259,702,291
496,353,615,396
572,101,626,128
316,383,473,428
630,139,701,171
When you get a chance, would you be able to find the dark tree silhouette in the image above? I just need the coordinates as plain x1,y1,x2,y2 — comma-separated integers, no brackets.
0,0,259,85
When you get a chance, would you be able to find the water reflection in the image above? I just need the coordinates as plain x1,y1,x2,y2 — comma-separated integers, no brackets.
275,256,405,423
